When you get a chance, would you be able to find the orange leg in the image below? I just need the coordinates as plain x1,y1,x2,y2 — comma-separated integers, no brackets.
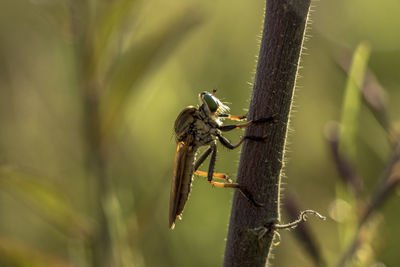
194,142,263,207
195,170,240,189
226,115,246,121
195,170,233,183
194,170,263,207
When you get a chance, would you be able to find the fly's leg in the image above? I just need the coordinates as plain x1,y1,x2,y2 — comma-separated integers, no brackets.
202,143,263,207
194,146,232,183
217,133,267,150
218,113,247,121
218,115,278,132
207,142,218,181
195,170,263,207
193,147,212,171
195,171,232,183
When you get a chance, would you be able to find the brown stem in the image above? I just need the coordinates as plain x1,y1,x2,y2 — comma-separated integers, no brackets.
223,0,311,266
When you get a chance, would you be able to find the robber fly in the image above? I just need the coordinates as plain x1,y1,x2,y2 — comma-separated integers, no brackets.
169,90,277,229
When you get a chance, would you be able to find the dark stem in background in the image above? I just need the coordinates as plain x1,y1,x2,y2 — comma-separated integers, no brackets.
70,2,112,267
223,1,311,266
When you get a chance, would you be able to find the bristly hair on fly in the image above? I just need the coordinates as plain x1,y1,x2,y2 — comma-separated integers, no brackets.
211,89,230,124
217,99,230,114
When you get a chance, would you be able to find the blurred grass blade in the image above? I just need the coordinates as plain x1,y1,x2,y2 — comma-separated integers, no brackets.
0,166,92,240
336,54,389,132
333,183,358,249
0,237,71,267
100,9,202,136
104,194,135,267
339,42,371,160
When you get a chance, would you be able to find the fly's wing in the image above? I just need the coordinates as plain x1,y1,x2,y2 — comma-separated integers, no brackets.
169,141,189,229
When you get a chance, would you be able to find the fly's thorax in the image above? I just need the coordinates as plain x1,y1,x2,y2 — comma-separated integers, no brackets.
193,119,211,132
192,121,216,146
174,104,220,144
210,128,220,136
190,107,220,146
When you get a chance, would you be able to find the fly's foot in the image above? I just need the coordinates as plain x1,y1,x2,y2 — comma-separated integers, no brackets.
238,186,264,207
253,114,279,124
243,135,269,143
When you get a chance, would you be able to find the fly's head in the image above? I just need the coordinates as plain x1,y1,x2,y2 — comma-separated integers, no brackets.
199,90,229,123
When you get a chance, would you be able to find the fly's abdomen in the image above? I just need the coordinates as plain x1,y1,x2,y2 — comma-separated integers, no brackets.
175,148,196,218
169,138,198,229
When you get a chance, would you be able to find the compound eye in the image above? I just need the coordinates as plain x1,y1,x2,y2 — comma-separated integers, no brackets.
203,93,218,112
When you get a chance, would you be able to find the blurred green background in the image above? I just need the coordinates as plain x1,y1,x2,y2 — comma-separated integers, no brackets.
0,0,399,266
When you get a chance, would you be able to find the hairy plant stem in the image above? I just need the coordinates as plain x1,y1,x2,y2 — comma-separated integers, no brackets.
223,1,311,266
